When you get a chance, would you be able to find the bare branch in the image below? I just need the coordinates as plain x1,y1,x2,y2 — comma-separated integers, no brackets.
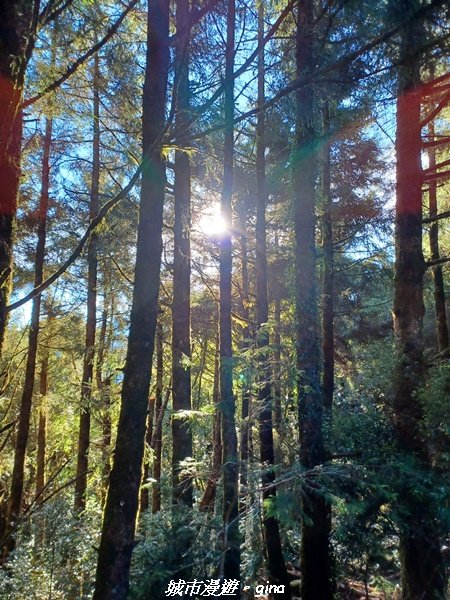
423,209,450,224
421,90,450,129
426,256,450,268
423,168,450,182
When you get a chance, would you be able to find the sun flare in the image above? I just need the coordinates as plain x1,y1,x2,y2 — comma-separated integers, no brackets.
198,205,228,236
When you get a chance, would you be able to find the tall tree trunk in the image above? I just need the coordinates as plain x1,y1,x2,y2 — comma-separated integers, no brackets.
199,333,222,512
4,114,52,557
427,117,449,353
238,199,250,494
93,0,169,593
140,397,155,513
0,2,38,354
96,289,112,506
294,1,333,598
255,4,290,593
74,53,100,513
35,336,49,548
272,231,282,439
36,347,49,501
219,0,240,581
172,0,193,508
321,106,334,412
152,321,164,514
393,6,446,598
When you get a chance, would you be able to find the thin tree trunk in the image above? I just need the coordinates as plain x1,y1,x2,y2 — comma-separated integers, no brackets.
4,114,52,557
96,291,112,506
321,105,334,412
152,321,164,514
255,4,290,593
272,231,282,438
36,349,49,501
93,0,169,593
195,337,208,409
140,397,155,513
199,334,222,512
294,2,333,598
35,338,49,548
238,199,250,493
393,6,446,598
74,53,100,513
172,0,193,508
427,117,449,352
219,0,240,582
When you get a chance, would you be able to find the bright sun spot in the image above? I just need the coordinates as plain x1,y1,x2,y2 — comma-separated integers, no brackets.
198,204,228,236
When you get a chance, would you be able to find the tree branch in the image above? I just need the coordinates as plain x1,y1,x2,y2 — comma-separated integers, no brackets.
424,157,450,174
189,0,447,142
22,0,139,109
26,0,220,109
422,135,450,149
177,0,298,142
423,168,450,182
426,256,450,268
39,0,74,27
423,209,450,224
420,89,450,129
6,165,143,313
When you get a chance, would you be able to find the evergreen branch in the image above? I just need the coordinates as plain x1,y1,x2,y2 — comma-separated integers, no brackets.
190,0,448,141
22,0,139,109
178,0,298,142
170,0,221,44
6,165,143,313
26,0,219,109
39,0,74,27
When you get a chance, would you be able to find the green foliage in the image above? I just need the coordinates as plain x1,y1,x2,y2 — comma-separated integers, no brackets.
420,363,450,469
0,500,99,599
128,508,222,599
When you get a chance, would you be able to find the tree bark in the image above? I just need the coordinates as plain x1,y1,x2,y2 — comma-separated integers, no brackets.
93,0,169,593
294,1,333,598
199,334,222,512
393,5,446,598
74,53,100,513
36,348,49,502
34,335,49,548
321,106,334,412
140,397,155,513
152,321,164,514
0,1,38,354
427,116,449,353
172,0,193,508
96,290,112,506
219,0,240,581
272,232,282,439
4,114,52,557
255,4,290,593
238,199,250,494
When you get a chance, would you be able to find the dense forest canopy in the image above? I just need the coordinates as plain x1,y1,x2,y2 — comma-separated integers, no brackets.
0,0,449,598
